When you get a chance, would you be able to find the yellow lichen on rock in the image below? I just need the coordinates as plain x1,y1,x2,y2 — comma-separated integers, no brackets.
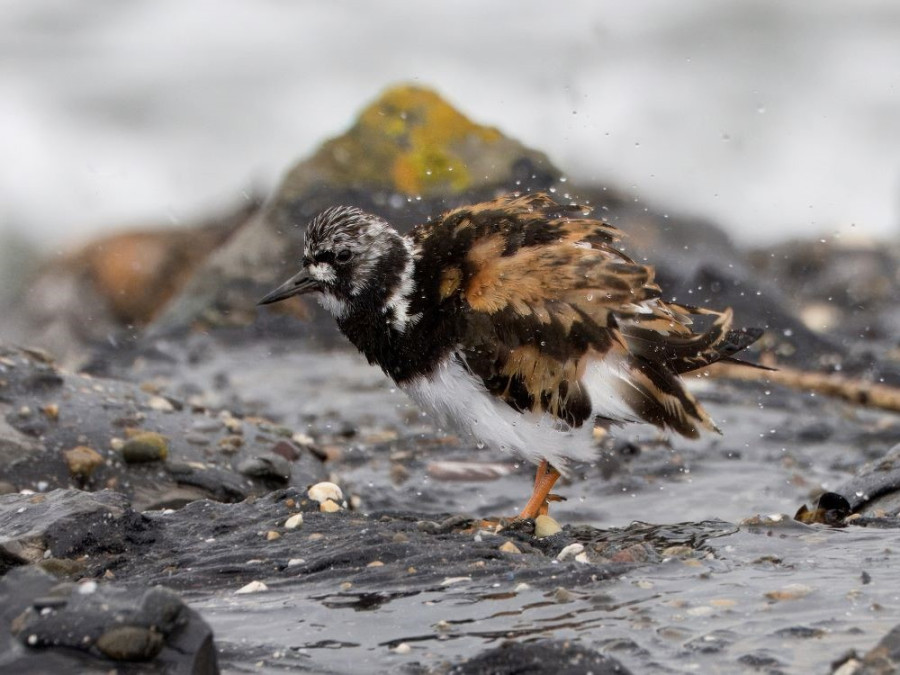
319,85,496,196
277,84,550,203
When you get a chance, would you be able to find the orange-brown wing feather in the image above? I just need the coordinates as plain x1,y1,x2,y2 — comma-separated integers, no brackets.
417,193,746,436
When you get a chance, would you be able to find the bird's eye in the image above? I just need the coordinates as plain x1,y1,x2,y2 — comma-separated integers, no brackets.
335,249,353,264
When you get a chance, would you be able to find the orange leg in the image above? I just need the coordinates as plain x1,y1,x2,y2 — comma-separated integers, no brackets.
516,459,562,520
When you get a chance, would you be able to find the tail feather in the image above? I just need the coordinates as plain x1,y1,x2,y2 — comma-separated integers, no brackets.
615,354,718,438
615,306,765,437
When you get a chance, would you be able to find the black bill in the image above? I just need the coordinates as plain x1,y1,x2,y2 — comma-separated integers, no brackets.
257,269,321,306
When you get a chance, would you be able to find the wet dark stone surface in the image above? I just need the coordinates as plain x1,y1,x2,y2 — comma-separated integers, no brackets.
2,334,900,672
447,639,632,674
0,566,217,674
0,345,328,511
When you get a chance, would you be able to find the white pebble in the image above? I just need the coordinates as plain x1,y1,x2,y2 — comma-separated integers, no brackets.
440,576,471,586
308,482,344,504
556,543,585,561
284,513,304,529
235,580,269,595
147,396,174,412
77,581,98,595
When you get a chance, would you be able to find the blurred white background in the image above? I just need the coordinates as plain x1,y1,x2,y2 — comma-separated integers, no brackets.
2,0,899,252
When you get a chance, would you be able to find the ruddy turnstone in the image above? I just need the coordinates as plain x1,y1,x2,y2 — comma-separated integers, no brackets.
259,193,762,519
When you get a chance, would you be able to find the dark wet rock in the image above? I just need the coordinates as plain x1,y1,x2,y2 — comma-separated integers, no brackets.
805,442,900,521
0,346,327,510
684,629,736,654
163,462,249,505
95,489,635,592
448,639,631,675
774,626,827,639
0,566,218,673
852,623,900,675
0,489,131,566
236,453,292,483
0,413,44,469
795,491,853,526
738,651,785,670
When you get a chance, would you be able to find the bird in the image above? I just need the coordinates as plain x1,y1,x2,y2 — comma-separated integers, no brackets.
258,193,762,520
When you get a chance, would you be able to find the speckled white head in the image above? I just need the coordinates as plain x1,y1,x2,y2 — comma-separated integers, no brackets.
259,206,416,327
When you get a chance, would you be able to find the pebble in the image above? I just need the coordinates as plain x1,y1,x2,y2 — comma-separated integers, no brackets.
147,396,174,413
765,583,814,602
120,432,169,463
235,581,268,595
62,446,104,478
556,543,585,561
390,463,411,485
534,514,562,538
266,531,281,541
218,435,244,453
308,482,344,505
319,499,342,513
191,418,222,433
236,454,291,482
498,541,522,554
292,432,315,446
662,545,694,558
833,659,862,675
440,577,471,587
271,440,300,461
393,643,411,655
221,414,243,434
95,626,165,661
284,513,304,530
41,403,59,420
367,560,385,567
553,587,575,603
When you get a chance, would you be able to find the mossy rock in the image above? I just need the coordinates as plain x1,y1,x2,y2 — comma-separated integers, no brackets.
274,84,559,212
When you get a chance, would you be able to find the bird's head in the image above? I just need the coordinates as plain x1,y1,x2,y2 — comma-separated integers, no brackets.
258,206,407,319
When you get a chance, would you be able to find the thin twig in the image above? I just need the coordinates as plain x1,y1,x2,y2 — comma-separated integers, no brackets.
706,361,900,414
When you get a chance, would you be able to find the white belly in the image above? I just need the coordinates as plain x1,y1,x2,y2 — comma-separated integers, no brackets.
401,356,599,473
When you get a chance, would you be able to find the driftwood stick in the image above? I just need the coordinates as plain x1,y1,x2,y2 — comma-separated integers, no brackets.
706,361,900,414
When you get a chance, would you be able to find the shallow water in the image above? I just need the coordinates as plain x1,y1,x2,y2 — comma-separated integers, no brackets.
152,339,900,672
188,522,900,673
